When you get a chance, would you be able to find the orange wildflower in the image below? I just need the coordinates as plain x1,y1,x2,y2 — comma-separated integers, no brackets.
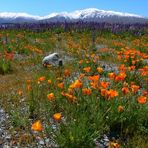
63,92,76,102
68,88,73,95
108,72,116,79
118,105,124,113
87,75,100,82
38,76,46,84
128,66,135,71
47,79,52,85
57,82,64,89
90,82,98,89
107,89,118,99
91,54,95,58
18,90,23,96
79,73,85,79
47,93,55,101
97,67,103,73
118,64,126,72
100,81,109,89
109,142,120,148
122,87,129,95
64,69,71,77
131,85,140,93
27,85,32,91
132,60,136,65
83,67,91,73
26,79,31,85
79,60,83,64
82,88,92,96
142,90,147,97
115,72,126,81
137,96,147,104
38,76,45,82
69,80,82,89
101,89,107,97
5,52,14,60
53,113,62,122
31,120,43,132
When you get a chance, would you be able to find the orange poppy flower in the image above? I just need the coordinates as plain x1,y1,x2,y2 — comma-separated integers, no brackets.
47,79,52,85
79,60,83,64
131,85,140,93
107,89,118,99
5,52,14,60
97,67,103,73
91,54,95,58
132,60,136,65
57,82,64,89
118,64,126,72
47,93,55,101
137,96,147,104
65,93,77,102
108,72,116,79
109,142,120,148
64,69,71,77
82,88,92,96
26,79,31,85
122,87,129,95
90,82,98,89
100,89,107,97
83,67,91,73
69,80,82,89
128,66,135,71
68,88,73,95
18,90,23,96
31,120,43,132
142,90,147,97
53,113,62,122
87,75,100,82
38,76,46,82
100,81,109,89
79,73,85,79
115,72,126,81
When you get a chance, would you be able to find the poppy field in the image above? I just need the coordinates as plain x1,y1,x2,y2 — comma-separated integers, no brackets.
0,27,148,147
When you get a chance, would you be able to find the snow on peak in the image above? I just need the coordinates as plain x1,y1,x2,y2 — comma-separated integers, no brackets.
0,12,41,20
0,8,144,21
69,8,143,19
42,8,143,20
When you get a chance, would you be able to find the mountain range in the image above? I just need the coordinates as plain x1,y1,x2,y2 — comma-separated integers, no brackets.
0,8,147,24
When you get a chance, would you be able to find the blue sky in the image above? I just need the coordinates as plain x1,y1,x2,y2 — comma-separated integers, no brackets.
0,0,148,17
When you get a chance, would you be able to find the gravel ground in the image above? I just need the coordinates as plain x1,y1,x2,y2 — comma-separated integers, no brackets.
0,107,11,148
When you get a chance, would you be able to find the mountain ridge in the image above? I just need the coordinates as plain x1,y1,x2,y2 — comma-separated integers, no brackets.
0,8,147,24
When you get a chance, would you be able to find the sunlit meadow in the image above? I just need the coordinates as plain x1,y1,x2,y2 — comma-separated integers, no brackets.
0,26,148,147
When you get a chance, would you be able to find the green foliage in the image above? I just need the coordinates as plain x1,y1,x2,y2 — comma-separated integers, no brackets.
0,58,12,74
0,28,147,147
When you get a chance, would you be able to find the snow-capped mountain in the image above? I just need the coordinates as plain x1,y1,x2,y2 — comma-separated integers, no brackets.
0,12,41,23
0,8,147,24
41,8,148,23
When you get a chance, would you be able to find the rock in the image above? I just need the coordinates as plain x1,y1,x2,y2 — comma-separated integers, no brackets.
3,145,11,148
94,134,110,148
39,140,45,145
0,138,3,145
42,53,63,67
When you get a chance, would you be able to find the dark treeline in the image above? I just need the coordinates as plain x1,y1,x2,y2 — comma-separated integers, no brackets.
0,21,148,34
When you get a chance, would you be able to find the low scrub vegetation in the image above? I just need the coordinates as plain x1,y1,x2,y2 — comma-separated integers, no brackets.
0,28,148,147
